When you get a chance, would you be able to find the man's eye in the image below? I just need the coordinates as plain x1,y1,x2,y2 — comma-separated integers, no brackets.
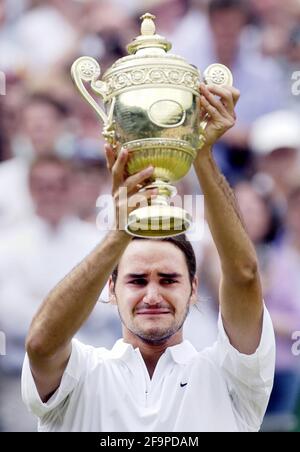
129,279,147,285
161,279,177,285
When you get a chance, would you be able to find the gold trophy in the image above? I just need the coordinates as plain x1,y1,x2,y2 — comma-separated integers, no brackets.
71,13,233,237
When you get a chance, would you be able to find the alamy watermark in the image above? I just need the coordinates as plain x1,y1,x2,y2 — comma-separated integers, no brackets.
291,331,300,357
291,71,300,96
0,71,6,95
96,190,205,241
0,331,6,356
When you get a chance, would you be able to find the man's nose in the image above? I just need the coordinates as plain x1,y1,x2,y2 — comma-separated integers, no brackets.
142,284,163,305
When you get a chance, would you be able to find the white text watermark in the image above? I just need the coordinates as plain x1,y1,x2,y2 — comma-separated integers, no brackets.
291,71,300,96
96,190,205,241
0,331,6,356
291,331,300,357
0,71,6,95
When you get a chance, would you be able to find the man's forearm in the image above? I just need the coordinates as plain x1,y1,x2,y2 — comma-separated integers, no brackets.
27,230,132,357
194,146,258,281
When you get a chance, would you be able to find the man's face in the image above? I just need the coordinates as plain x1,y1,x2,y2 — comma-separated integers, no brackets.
29,162,72,225
210,10,245,46
23,102,63,155
235,183,270,243
110,240,197,345
261,148,298,189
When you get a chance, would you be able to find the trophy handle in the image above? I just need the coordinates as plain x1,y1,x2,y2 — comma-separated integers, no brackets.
199,63,233,147
71,57,116,145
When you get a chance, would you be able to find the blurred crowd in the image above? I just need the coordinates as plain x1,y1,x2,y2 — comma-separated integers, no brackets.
0,0,300,432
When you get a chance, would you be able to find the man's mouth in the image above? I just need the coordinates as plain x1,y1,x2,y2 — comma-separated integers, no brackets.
136,309,172,315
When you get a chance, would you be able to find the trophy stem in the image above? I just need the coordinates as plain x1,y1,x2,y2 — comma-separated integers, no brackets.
126,179,192,238
151,195,169,207
146,179,177,200
143,179,174,209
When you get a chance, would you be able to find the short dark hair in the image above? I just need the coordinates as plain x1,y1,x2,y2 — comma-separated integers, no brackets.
208,0,249,17
111,234,196,287
25,93,69,117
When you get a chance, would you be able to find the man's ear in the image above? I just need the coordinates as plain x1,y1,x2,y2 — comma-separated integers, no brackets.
189,276,198,306
108,275,117,305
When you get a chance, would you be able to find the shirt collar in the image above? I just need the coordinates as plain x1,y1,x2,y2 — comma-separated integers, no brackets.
167,340,198,364
110,338,198,364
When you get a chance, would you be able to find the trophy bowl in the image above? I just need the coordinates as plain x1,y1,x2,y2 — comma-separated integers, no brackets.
71,13,233,237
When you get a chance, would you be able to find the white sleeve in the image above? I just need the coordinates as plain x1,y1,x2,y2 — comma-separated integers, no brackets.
215,306,276,430
21,339,100,419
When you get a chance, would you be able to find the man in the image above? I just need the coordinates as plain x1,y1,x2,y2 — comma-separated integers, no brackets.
0,93,70,231
22,83,275,432
250,109,300,208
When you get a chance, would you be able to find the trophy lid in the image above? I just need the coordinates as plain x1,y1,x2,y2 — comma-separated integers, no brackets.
102,12,200,99
127,13,172,55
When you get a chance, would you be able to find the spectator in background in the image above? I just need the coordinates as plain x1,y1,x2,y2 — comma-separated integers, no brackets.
16,93,72,158
0,155,120,432
250,110,300,213
249,0,299,59
234,182,276,244
0,0,26,75
0,78,24,162
71,155,111,225
207,0,284,142
262,185,300,431
199,179,280,309
13,0,81,76
0,93,71,230
78,0,136,71
172,0,285,183
234,180,280,266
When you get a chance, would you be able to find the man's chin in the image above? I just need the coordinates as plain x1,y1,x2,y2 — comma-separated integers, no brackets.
134,325,177,345
136,333,174,346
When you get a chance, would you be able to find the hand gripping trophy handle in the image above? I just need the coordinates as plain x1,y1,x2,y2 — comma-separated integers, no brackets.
71,56,116,145
199,63,234,148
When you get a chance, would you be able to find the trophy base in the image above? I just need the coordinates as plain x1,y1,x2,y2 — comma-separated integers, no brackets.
126,205,192,238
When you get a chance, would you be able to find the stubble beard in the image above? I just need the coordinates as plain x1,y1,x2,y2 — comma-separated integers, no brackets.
117,301,190,346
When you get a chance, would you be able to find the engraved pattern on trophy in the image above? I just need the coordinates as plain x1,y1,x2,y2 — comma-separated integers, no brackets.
203,63,233,87
77,59,101,81
207,68,226,84
105,66,199,96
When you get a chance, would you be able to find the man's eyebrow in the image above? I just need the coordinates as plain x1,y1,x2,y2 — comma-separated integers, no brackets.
125,272,182,278
125,273,148,279
158,272,182,278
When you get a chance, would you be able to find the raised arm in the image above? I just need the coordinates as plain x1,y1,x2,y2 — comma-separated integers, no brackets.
193,83,263,354
26,149,155,401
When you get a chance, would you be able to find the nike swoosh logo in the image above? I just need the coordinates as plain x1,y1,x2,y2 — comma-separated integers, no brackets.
180,382,188,387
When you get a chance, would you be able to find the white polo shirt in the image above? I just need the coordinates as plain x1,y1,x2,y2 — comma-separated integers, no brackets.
22,307,275,432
